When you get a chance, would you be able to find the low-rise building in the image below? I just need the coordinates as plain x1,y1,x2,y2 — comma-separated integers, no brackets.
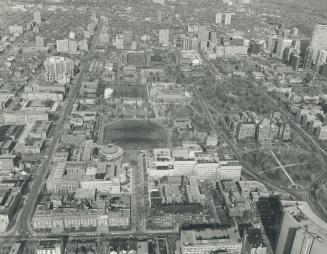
32,206,130,232
150,83,192,104
0,179,28,233
180,226,242,254
148,149,241,180
36,239,63,254
316,125,327,140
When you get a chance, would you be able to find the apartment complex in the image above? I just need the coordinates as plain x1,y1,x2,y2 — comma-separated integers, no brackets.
44,56,74,83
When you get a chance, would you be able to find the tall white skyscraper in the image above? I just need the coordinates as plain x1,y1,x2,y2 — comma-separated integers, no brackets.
44,56,74,83
198,25,208,42
215,13,222,24
311,25,327,64
275,201,327,254
56,39,69,53
36,36,45,48
224,13,232,25
34,11,41,24
317,49,327,68
9,25,23,35
159,29,169,45
157,10,162,22
116,34,124,49
276,38,293,59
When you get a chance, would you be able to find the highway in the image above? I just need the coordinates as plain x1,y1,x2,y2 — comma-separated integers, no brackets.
16,22,103,238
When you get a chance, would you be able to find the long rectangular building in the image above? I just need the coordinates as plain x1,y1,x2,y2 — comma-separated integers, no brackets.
147,149,241,180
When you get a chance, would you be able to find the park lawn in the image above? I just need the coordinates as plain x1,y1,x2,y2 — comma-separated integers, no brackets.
104,120,167,150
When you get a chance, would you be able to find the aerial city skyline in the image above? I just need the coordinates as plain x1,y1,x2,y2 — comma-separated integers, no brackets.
0,0,327,253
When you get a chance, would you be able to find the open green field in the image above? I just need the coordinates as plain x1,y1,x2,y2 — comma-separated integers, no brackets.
243,147,326,189
110,85,147,99
104,120,167,149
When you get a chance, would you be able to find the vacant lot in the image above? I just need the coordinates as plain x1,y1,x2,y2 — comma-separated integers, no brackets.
104,120,167,149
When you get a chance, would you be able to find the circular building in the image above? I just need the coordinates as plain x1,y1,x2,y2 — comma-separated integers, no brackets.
99,143,124,163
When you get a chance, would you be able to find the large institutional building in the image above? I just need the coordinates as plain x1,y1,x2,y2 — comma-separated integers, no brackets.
275,201,327,254
147,148,242,180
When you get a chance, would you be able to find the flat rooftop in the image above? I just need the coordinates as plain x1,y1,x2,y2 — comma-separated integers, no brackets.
281,201,327,245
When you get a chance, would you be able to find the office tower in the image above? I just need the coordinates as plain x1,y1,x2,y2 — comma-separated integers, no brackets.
319,63,327,76
276,38,292,59
200,40,208,50
191,37,199,50
159,29,169,45
289,53,300,71
34,11,41,24
282,29,291,38
157,10,162,22
68,40,77,53
181,35,191,50
267,35,278,53
56,39,69,53
311,25,327,64
116,34,124,49
209,31,217,44
35,36,45,48
304,47,313,70
215,13,222,24
69,31,76,40
44,56,74,83
282,47,293,63
317,49,327,68
291,27,299,36
275,201,327,254
91,12,98,24
123,30,133,44
316,49,327,68
9,25,23,35
207,31,217,50
198,25,208,42
224,13,232,25
78,39,88,51
292,39,301,52
181,35,198,51
100,16,108,24
187,24,199,34
299,39,310,56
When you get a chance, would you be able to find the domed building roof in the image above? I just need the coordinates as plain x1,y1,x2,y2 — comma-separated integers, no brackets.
101,143,119,154
99,143,124,162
